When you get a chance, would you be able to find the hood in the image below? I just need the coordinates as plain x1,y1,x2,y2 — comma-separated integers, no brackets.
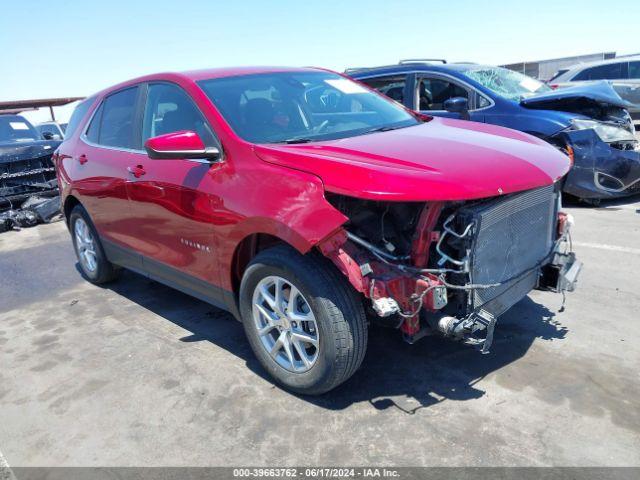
0,140,60,164
253,118,570,202
521,81,632,111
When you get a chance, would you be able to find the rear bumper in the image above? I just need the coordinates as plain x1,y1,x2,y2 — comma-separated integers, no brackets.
559,129,640,199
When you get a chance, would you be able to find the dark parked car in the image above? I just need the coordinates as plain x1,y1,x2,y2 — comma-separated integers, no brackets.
0,114,60,222
349,60,640,202
55,67,579,394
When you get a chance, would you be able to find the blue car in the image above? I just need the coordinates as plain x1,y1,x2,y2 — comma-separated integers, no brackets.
348,60,640,201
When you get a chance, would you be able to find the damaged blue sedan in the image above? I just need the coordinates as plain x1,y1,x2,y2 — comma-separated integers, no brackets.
349,61,639,202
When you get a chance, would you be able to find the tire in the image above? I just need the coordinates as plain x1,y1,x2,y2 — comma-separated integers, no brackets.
69,205,120,284
239,245,368,395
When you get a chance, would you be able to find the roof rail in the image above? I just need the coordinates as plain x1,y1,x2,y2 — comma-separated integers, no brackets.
344,67,370,74
399,58,447,65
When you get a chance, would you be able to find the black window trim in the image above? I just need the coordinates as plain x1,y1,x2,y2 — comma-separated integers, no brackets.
81,84,146,154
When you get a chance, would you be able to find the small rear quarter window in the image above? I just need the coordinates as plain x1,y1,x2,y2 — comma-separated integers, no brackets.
64,98,94,139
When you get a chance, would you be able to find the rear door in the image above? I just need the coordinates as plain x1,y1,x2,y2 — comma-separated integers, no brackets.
125,81,225,295
72,86,145,269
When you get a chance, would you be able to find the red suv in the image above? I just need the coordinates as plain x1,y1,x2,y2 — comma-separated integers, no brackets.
55,67,581,394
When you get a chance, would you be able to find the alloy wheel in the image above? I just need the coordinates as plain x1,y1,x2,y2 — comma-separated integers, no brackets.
74,218,98,273
251,275,319,373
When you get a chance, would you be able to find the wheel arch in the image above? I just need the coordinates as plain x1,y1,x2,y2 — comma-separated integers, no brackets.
63,194,81,226
228,231,300,310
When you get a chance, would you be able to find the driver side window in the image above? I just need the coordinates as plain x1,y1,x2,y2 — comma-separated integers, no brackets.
143,83,217,146
417,77,468,111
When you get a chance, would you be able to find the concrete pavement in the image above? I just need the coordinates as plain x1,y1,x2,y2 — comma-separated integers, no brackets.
0,196,639,467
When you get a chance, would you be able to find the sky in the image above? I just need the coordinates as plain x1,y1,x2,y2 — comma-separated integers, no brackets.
2,0,638,124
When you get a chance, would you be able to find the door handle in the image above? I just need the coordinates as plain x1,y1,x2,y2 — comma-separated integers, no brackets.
127,165,146,178
78,154,88,165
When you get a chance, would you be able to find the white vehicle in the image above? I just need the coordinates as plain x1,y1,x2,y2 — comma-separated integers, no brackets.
35,121,65,140
549,56,640,132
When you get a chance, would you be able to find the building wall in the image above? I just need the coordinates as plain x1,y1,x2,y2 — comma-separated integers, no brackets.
502,52,616,81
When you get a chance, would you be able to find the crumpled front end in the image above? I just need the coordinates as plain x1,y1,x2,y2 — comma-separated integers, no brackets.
318,185,581,352
557,128,640,199
0,142,61,232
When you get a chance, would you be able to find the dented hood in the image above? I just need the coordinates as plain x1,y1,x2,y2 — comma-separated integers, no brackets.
253,117,570,201
521,81,631,111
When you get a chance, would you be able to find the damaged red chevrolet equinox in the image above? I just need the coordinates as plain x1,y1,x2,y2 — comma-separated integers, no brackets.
55,67,582,394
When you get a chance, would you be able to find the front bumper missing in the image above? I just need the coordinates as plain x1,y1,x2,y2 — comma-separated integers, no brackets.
538,251,583,293
558,129,640,199
434,243,582,353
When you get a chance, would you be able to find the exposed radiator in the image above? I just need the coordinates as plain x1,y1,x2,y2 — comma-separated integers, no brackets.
458,185,557,316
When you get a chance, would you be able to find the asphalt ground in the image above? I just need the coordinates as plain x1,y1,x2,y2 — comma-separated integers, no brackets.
0,195,639,467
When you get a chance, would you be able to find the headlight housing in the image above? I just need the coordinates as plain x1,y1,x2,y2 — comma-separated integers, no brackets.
570,118,636,143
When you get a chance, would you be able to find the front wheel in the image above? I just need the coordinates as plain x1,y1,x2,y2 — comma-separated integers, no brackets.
239,245,367,395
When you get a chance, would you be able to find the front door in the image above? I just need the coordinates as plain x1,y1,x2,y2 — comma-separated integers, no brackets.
125,82,226,299
415,74,486,122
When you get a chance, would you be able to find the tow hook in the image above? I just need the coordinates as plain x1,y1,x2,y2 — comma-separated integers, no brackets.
435,309,497,354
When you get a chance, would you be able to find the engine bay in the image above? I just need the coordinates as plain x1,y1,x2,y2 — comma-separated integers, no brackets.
320,185,581,352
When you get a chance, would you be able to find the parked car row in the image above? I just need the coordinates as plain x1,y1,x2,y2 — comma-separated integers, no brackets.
347,60,640,202
547,55,640,137
54,65,582,394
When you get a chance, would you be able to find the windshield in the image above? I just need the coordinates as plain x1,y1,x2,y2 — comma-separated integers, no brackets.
0,116,41,143
198,71,420,143
464,67,551,101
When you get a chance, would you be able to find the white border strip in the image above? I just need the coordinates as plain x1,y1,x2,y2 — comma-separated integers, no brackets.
573,241,640,256
0,448,17,480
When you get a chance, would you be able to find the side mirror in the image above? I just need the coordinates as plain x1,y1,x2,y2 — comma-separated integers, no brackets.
444,97,470,120
144,130,221,162
42,131,55,140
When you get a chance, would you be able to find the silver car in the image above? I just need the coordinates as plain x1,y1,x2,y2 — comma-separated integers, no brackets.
549,56,640,133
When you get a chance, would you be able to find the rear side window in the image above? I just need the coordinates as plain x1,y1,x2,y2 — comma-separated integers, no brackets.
575,62,625,81
84,87,139,149
629,62,640,79
361,76,407,105
64,98,94,139
85,104,103,144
